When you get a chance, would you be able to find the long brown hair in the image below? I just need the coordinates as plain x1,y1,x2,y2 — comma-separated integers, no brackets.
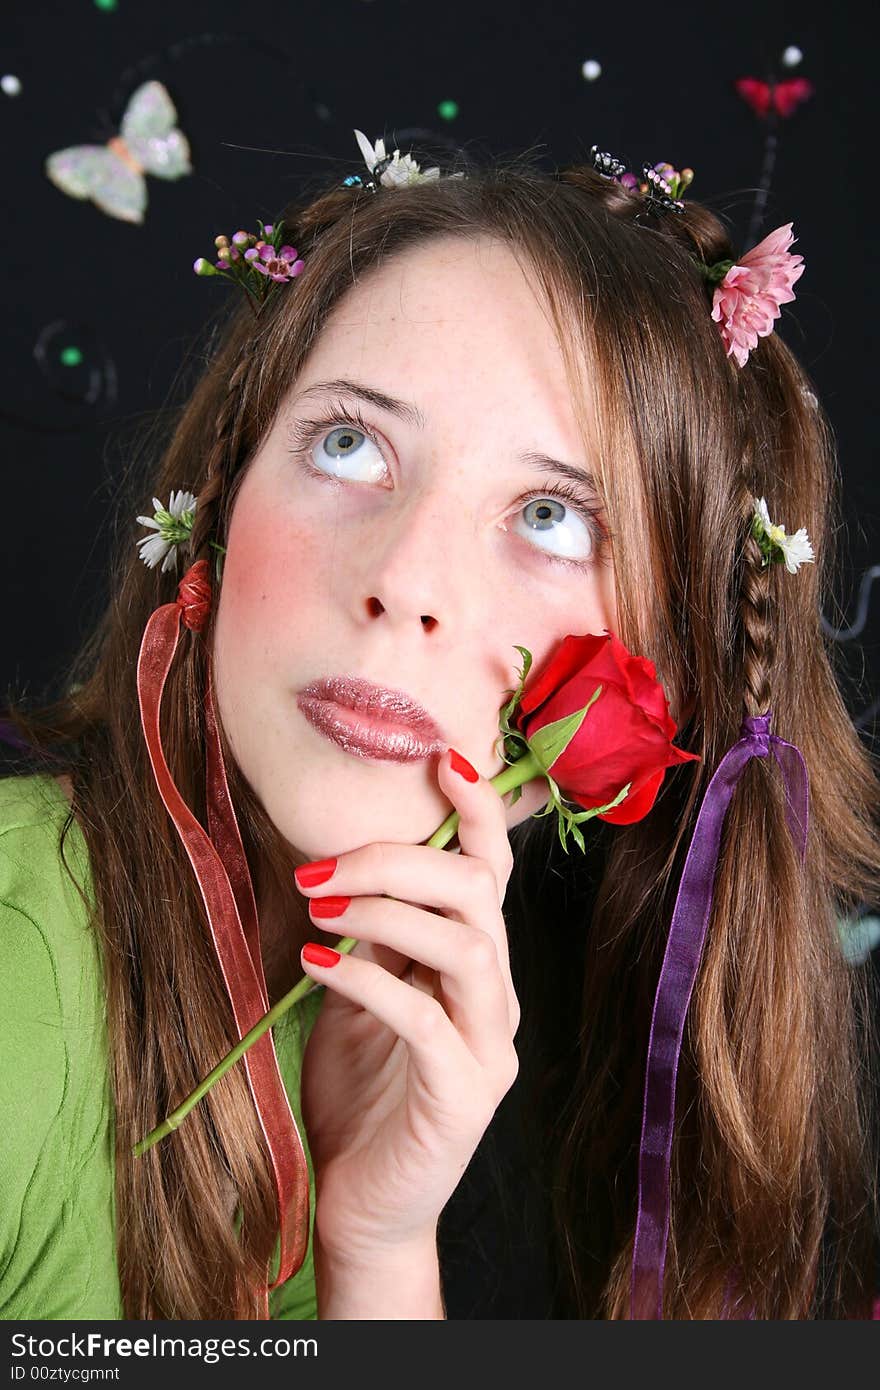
5,151,879,1317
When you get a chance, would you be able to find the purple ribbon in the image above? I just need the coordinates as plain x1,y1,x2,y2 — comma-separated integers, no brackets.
630,709,809,1319
0,718,31,751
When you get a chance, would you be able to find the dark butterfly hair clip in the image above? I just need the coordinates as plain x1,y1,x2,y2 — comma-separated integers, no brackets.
588,143,693,215
343,158,392,194
641,163,686,213
590,145,629,179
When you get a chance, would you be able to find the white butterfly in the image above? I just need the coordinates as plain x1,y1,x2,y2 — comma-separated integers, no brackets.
45,80,191,224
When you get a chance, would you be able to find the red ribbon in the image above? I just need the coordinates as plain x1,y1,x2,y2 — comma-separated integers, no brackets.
136,559,310,1319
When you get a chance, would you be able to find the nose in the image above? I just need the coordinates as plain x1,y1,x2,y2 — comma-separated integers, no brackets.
354,484,476,634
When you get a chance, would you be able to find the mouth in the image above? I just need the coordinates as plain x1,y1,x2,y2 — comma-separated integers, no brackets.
296,675,446,765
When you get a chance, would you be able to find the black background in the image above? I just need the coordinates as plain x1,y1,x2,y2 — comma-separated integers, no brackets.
2,1,878,721
2,0,877,1318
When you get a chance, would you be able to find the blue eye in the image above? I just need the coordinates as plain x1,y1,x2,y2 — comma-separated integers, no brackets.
512,489,605,569
288,403,609,572
293,412,387,484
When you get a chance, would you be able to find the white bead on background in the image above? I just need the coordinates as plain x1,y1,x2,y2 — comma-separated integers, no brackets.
581,59,602,81
1,74,22,96
781,45,804,67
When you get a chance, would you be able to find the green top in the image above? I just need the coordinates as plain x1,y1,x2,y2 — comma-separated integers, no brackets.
0,772,323,1320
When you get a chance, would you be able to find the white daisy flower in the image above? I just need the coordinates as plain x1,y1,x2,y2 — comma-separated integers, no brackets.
353,129,461,188
136,490,198,574
752,496,815,573
754,496,774,536
776,526,815,574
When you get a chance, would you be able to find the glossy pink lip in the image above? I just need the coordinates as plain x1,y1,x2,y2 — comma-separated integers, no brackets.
296,675,446,763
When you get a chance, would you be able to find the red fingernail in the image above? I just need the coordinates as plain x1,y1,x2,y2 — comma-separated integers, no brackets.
295,857,338,888
449,747,479,782
309,895,351,919
302,942,341,967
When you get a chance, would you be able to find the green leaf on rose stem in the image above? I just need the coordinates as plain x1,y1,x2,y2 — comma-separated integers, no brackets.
503,733,527,762
545,779,634,853
567,782,632,823
498,645,534,727
528,770,564,820
512,642,533,684
495,647,539,769
526,685,603,774
492,730,528,772
556,803,585,854
496,722,529,769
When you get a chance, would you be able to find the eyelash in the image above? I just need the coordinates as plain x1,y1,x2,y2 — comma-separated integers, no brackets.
287,402,611,572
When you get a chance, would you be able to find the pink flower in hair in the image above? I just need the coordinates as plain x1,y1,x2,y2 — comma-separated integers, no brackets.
243,242,305,283
710,223,805,367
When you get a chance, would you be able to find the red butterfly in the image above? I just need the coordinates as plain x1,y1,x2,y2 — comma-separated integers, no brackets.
735,77,814,119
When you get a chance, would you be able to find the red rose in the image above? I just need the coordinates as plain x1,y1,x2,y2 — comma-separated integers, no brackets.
514,629,700,825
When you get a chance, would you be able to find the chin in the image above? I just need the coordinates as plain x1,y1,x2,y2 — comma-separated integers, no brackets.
257,779,443,862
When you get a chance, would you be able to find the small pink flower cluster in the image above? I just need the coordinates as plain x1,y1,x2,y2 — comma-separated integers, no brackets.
192,220,305,311
240,228,305,284
710,223,805,367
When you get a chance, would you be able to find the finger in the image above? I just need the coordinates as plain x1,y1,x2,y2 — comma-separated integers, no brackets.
293,751,514,930
294,840,505,953
299,942,515,1111
306,894,513,1064
437,747,516,907
436,746,519,1031
294,829,519,1032
314,926,412,983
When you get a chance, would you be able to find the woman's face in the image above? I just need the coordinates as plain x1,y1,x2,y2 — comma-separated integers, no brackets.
212,234,618,861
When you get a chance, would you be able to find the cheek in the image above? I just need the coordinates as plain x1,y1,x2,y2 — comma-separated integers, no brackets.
491,595,611,704
215,489,339,678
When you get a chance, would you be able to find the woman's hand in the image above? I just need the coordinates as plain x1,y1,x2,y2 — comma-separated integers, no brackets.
296,746,520,1266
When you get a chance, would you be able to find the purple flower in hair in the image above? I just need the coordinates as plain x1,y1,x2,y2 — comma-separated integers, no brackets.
244,242,305,283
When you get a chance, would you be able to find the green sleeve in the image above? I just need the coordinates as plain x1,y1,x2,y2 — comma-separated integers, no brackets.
0,896,120,1318
0,774,320,1321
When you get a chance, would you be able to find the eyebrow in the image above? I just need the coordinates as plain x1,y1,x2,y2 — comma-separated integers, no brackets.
291,378,602,496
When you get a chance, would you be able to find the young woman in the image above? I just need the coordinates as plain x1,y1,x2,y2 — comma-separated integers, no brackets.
2,138,878,1320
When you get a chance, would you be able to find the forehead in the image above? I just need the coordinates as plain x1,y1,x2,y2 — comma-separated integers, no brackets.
290,234,584,427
